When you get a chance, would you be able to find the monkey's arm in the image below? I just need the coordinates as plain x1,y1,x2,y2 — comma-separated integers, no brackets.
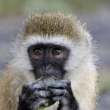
0,67,27,110
0,69,17,110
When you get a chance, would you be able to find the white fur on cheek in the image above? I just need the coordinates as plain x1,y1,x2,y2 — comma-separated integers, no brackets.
65,45,88,71
11,45,33,71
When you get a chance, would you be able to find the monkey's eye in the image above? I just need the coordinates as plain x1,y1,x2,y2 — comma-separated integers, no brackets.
34,48,42,55
52,48,62,55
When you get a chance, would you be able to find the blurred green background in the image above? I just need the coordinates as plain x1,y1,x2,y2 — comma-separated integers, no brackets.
0,0,110,110
0,0,109,14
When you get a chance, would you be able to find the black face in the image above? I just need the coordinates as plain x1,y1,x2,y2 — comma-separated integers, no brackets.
28,44,69,79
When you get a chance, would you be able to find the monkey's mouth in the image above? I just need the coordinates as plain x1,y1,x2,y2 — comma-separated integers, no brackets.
34,70,62,80
36,75,58,86
38,74,62,81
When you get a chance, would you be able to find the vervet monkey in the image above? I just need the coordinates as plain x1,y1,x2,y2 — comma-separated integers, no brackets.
0,12,98,110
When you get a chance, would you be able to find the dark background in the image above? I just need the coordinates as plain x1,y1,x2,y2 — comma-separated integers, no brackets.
0,0,110,110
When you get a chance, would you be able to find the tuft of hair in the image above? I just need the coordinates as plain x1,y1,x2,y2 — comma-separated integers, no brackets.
22,12,87,40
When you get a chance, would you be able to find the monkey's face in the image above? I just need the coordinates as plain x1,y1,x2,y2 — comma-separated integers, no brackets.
28,43,70,79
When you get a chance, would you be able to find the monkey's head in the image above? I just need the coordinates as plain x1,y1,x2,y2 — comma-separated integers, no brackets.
12,12,93,80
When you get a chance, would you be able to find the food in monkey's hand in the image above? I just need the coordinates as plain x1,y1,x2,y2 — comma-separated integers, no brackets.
37,76,58,110
37,76,57,87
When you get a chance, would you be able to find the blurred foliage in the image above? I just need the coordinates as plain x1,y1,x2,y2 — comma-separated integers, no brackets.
0,0,25,14
23,0,73,13
0,0,109,14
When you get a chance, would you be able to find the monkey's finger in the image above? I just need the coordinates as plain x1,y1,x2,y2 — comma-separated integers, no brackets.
28,90,50,100
32,83,47,90
32,98,49,109
52,96,68,105
34,90,50,97
49,88,69,97
48,81,69,89
60,80,71,86
22,83,46,94
22,85,47,100
22,81,45,92
19,93,28,101
21,84,33,97
21,83,31,94
21,82,37,94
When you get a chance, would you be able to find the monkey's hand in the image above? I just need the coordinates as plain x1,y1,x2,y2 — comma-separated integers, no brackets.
17,82,50,110
48,80,78,110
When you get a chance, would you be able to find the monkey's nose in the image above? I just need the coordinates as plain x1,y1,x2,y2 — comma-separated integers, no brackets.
46,65,52,70
42,65,52,71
